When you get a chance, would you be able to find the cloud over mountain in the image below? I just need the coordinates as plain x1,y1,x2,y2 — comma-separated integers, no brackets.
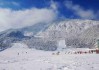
0,7,57,32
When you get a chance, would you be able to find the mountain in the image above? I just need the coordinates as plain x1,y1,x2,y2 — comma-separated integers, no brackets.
20,22,52,36
36,19,99,48
37,19,99,39
0,29,30,51
0,29,57,51
0,19,99,51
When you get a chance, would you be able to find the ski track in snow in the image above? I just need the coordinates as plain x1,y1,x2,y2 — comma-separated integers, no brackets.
0,47,99,70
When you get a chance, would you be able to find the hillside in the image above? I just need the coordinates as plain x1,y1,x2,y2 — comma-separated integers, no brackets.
36,19,99,48
0,19,99,51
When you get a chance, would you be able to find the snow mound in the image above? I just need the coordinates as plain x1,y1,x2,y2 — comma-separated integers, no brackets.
12,43,28,49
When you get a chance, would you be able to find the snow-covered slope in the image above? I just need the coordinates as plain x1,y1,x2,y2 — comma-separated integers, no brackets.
37,19,99,39
0,19,99,51
12,43,28,49
36,19,99,48
0,46,99,70
20,22,51,36
0,29,30,51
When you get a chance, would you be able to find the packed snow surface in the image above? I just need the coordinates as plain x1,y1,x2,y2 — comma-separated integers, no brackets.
0,43,99,70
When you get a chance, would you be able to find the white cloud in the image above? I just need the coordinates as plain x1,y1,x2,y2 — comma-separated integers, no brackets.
0,1,20,6
11,2,20,6
65,1,98,19
0,8,57,32
50,0,58,11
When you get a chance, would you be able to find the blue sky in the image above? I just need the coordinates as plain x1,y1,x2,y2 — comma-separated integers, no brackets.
0,0,99,31
0,0,99,19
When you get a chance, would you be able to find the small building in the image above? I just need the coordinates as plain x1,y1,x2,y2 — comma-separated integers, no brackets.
57,40,66,50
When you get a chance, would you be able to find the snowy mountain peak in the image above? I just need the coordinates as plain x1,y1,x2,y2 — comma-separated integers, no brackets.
36,19,99,39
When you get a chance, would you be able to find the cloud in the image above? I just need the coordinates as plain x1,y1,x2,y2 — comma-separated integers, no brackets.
65,1,98,19
11,2,20,6
0,8,57,32
0,1,20,6
50,0,58,11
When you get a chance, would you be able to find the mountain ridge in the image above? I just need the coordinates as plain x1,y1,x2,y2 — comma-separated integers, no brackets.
0,19,99,51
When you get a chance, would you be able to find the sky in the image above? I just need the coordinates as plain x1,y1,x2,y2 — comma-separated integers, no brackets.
0,0,99,31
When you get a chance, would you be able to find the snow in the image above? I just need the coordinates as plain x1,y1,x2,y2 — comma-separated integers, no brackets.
0,43,99,70
58,40,66,50
24,32,33,36
37,19,99,39
12,43,28,49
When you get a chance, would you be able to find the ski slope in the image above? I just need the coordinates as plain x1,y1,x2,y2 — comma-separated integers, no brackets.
0,43,99,70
